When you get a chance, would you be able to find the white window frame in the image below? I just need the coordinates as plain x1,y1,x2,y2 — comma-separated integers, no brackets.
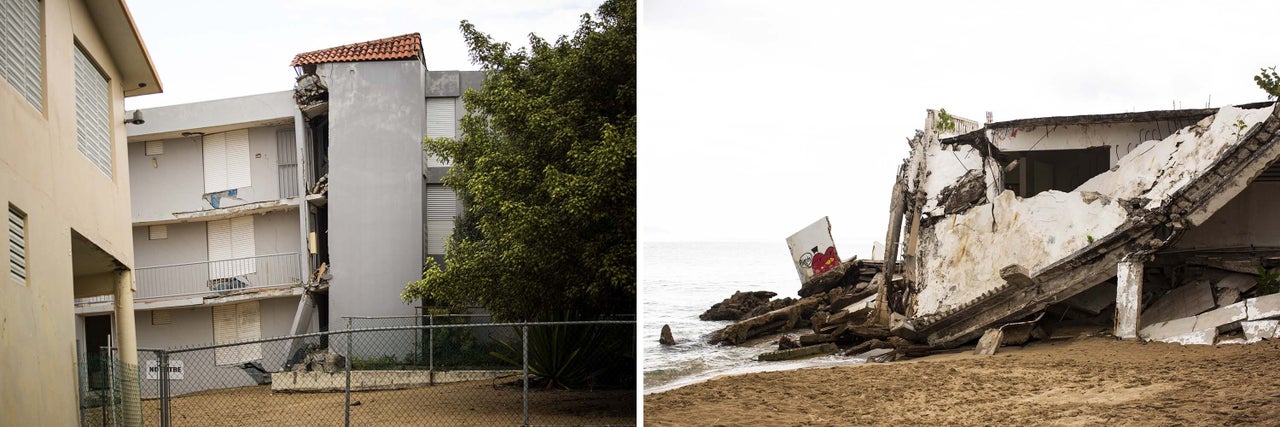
213,301,261,366
425,97,456,167
425,186,458,255
207,216,255,279
202,130,251,193
73,42,112,178
0,0,43,110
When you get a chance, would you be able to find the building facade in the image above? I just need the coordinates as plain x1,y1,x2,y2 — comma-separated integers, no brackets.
70,33,482,396
0,0,162,423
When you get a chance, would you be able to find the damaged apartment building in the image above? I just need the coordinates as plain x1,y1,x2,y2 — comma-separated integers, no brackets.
73,33,482,395
879,102,1280,349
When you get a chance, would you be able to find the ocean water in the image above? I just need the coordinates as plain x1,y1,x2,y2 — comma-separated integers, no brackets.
642,241,870,393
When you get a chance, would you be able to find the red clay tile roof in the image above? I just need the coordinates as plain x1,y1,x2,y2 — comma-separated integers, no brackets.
291,33,423,67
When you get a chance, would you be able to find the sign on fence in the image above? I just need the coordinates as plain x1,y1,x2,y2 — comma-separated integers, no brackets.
146,360,184,380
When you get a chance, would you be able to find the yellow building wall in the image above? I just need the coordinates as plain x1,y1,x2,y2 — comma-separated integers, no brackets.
0,0,141,424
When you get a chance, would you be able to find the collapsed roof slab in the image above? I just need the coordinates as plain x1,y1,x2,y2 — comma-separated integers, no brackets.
904,104,1280,348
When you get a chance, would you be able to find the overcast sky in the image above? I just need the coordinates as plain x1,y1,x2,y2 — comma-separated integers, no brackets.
124,1,1280,259
124,0,600,110
640,0,1280,256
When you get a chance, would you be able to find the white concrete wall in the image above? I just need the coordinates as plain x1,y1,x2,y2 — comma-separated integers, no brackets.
913,106,1274,318
1173,181,1280,249
129,124,293,223
990,118,1203,166
133,296,316,397
323,60,424,327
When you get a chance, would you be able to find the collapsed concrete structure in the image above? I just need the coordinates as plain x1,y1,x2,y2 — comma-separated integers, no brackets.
703,101,1280,361
885,102,1280,348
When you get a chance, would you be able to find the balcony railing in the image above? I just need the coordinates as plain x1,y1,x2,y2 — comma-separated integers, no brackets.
77,253,302,305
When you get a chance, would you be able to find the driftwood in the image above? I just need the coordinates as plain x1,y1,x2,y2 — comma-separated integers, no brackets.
711,296,822,345
798,260,861,298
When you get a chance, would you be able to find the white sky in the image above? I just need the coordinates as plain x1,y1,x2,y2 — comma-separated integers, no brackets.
124,0,601,110
639,0,1280,256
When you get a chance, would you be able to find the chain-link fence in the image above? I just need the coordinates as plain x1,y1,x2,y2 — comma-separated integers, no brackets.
130,320,634,426
77,346,143,427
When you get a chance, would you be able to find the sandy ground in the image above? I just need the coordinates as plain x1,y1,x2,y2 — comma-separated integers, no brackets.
644,336,1280,426
126,378,635,426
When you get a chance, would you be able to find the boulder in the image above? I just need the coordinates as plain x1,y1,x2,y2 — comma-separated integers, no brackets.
659,324,676,346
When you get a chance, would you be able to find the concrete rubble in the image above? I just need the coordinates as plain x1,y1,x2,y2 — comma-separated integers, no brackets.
700,100,1280,362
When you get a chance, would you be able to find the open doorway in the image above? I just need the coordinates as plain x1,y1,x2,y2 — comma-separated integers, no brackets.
83,315,113,390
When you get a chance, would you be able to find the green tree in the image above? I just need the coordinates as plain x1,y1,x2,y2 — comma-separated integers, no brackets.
404,0,636,322
1255,66,1280,99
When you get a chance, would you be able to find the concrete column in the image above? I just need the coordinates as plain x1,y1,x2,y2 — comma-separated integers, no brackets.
112,269,142,424
1115,257,1144,340
294,109,312,283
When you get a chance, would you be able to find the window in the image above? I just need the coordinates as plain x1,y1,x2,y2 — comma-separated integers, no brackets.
0,0,42,109
151,310,171,325
213,301,261,365
145,140,164,156
207,216,255,279
202,130,251,193
8,205,26,285
425,186,458,255
148,225,167,240
74,43,111,178
425,97,455,167
1003,148,1110,197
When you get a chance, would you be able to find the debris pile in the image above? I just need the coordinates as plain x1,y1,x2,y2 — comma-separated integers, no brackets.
1137,267,1280,345
704,258,932,361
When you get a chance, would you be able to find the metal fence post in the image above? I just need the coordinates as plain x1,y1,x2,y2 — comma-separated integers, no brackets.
159,350,171,427
522,324,529,426
428,311,435,372
345,318,352,427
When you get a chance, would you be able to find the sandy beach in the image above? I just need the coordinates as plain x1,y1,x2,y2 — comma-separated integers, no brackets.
644,335,1280,426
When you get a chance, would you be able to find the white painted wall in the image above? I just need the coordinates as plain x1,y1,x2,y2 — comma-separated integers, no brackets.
1173,181,1280,249
991,118,1205,166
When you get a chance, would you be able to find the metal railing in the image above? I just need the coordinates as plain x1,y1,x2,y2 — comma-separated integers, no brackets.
141,321,636,426
77,253,302,304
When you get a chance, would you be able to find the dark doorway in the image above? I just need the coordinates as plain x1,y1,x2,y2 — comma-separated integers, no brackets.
84,315,112,390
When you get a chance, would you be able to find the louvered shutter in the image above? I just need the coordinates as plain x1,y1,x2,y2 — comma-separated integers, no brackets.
225,129,251,190
202,133,228,193
229,216,256,275
277,130,298,198
207,219,232,279
74,45,111,178
8,206,26,285
425,98,455,167
213,304,239,365
145,140,164,155
0,0,42,109
425,186,458,255
236,301,262,362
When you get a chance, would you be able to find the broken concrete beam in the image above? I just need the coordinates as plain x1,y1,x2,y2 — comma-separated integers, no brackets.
1159,328,1217,345
798,260,860,298
1193,301,1247,332
1138,316,1198,342
973,328,1003,356
1000,323,1041,346
1242,320,1279,342
1141,280,1215,328
1246,293,1280,321
1216,288,1241,307
711,296,822,345
1215,273,1257,293
937,169,988,214
700,291,780,321
1000,264,1035,288
798,334,835,346
757,343,837,362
